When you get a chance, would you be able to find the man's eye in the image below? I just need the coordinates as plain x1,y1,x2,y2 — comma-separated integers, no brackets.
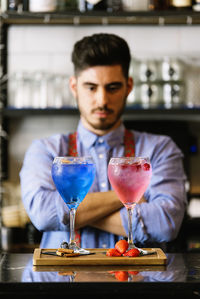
87,85,96,91
107,84,121,92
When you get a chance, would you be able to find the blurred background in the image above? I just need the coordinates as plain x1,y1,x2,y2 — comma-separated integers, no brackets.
1,0,200,253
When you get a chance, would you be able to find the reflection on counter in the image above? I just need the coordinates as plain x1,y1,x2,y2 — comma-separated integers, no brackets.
21,254,187,283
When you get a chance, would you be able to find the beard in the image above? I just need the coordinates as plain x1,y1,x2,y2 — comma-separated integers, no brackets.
77,97,127,131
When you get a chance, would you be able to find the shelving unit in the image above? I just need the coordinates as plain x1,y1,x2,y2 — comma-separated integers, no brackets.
1,10,200,182
1,106,200,121
0,10,200,180
1,10,200,25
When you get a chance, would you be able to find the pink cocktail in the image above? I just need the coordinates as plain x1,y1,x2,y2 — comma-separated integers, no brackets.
108,157,152,250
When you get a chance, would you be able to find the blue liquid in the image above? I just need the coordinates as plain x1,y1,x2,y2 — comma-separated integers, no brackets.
52,163,95,209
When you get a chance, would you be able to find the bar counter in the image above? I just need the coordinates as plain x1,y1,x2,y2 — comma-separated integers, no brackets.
1,251,200,298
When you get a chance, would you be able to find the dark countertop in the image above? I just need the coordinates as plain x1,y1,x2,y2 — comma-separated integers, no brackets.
1,252,200,298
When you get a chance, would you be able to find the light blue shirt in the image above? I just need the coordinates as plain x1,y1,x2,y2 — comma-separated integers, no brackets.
20,121,187,249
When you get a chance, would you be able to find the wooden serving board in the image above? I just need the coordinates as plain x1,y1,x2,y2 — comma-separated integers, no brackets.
33,248,167,266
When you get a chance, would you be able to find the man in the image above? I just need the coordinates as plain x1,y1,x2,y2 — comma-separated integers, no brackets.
20,33,187,249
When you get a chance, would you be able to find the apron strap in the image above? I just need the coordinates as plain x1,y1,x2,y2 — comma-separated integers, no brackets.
68,132,78,157
124,128,135,157
68,129,135,157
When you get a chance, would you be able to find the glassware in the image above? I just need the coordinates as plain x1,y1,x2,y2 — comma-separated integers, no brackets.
52,156,96,253
140,83,161,108
160,57,184,82
122,0,149,11
108,157,152,252
139,60,158,82
163,83,185,108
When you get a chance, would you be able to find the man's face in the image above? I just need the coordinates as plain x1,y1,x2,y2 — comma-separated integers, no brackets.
70,65,133,135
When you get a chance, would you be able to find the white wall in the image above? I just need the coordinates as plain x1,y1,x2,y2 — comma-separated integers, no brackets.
8,25,200,75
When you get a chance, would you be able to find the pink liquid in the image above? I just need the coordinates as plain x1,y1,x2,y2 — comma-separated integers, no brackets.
108,161,152,208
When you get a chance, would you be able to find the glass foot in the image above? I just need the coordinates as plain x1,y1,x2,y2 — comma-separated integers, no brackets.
60,241,90,255
69,243,90,255
139,248,156,255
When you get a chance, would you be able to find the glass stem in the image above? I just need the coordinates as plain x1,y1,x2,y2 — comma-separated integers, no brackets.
69,208,76,246
127,204,136,248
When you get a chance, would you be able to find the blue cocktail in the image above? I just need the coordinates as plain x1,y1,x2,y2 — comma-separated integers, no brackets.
52,156,96,253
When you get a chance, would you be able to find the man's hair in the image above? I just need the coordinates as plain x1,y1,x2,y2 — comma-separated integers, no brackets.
71,33,131,78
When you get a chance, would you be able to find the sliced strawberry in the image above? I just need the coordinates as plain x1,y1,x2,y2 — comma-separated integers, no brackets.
106,248,122,257
123,248,140,257
115,271,129,281
115,240,129,254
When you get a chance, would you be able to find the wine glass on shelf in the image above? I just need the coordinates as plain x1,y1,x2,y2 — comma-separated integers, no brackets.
52,156,96,254
108,157,152,254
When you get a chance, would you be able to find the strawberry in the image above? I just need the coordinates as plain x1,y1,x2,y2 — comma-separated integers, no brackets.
115,240,129,254
123,248,140,257
143,163,150,171
128,271,139,275
106,248,122,257
115,271,129,281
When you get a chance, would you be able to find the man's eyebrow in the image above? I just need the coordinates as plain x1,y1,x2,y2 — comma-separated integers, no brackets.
108,81,123,84
106,81,123,87
83,82,97,86
82,81,123,87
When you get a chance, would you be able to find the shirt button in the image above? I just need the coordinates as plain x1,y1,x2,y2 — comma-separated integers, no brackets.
98,153,104,159
101,182,106,188
99,138,104,143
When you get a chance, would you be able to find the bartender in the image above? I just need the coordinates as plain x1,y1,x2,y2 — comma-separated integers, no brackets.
20,33,187,249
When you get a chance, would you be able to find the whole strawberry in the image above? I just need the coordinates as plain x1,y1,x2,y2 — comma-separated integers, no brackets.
123,248,140,257
115,240,129,254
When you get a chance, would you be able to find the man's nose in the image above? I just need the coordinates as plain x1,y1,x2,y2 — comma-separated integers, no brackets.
96,88,108,106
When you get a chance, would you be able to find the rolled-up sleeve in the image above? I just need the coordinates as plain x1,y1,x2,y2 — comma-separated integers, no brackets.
20,136,70,232
120,133,187,244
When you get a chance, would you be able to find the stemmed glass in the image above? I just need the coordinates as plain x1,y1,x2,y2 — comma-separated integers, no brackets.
52,156,96,254
108,157,152,253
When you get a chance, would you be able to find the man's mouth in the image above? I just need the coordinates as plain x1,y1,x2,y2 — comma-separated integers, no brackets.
93,108,113,118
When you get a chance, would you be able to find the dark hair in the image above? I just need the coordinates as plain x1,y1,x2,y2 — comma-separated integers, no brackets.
71,33,131,79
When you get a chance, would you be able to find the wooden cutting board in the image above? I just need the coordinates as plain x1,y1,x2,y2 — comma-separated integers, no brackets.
33,248,167,266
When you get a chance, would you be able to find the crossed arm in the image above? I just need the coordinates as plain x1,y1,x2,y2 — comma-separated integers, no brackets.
76,191,146,237
20,136,186,244
75,191,125,236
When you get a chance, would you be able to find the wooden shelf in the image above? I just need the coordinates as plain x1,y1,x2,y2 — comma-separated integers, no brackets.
1,107,79,117
1,10,200,26
2,107,200,121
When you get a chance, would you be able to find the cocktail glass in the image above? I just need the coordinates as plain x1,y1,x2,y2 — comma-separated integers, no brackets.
52,156,96,254
108,157,152,253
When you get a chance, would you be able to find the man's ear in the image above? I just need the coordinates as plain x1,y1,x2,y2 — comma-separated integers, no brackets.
127,76,134,97
69,76,78,99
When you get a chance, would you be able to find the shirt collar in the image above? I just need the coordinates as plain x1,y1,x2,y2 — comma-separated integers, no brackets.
77,120,125,149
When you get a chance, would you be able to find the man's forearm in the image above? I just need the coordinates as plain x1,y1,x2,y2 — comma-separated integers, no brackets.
75,191,123,229
91,210,127,237
90,196,147,236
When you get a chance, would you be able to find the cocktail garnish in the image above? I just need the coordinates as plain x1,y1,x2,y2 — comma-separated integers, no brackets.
61,159,71,164
56,248,80,257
